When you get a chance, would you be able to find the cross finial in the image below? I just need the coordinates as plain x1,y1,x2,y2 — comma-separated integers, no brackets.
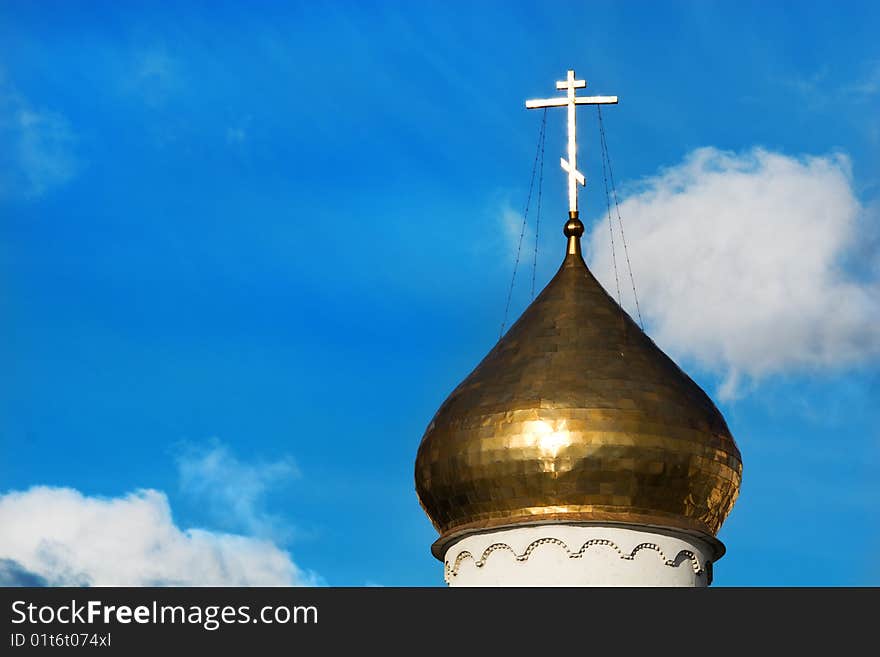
526,69,618,221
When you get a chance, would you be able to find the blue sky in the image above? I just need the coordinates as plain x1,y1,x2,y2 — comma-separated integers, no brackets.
1,1,878,586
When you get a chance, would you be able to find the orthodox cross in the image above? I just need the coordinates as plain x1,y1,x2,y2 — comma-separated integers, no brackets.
525,69,618,218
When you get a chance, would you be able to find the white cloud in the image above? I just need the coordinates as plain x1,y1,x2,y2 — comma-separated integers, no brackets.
0,81,78,198
499,202,529,255
0,558,47,586
225,115,253,145
586,147,880,398
128,48,181,107
844,61,880,98
176,441,298,540
0,486,318,586
785,62,880,106
226,127,247,144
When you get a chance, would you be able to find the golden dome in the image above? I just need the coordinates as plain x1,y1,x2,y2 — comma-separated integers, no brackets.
415,218,742,557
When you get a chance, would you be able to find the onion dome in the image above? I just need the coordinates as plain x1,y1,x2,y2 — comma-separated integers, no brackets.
415,216,742,558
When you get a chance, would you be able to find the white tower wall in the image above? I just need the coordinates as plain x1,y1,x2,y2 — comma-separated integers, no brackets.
442,524,719,587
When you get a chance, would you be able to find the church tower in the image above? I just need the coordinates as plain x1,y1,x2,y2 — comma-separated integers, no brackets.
414,70,742,587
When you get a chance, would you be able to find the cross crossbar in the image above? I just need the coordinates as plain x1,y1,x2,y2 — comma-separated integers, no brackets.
525,69,618,215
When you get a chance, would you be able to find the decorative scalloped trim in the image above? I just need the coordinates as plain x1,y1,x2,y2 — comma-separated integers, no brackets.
444,537,704,582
